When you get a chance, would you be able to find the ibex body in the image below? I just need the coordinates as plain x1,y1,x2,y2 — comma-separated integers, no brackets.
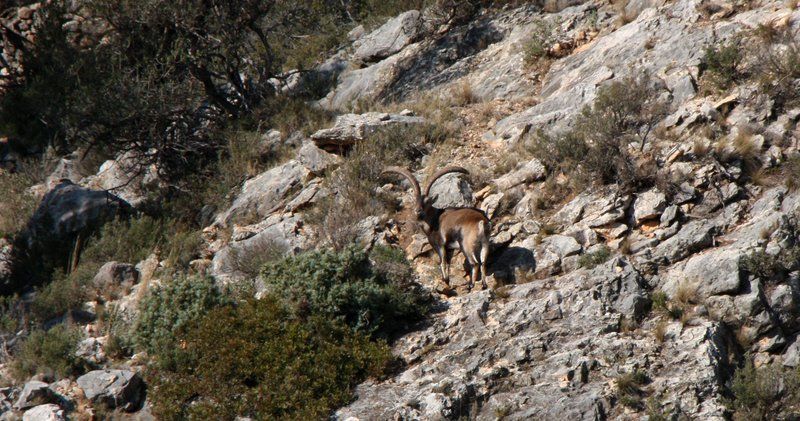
382,166,491,290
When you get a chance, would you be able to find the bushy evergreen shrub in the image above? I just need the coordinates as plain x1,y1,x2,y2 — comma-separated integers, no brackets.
147,297,392,420
11,324,84,381
259,246,430,338
135,275,227,368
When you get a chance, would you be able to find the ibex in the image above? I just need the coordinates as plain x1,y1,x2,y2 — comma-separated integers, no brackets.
381,166,491,290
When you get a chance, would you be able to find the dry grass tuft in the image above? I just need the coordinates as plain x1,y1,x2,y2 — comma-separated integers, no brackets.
652,318,668,343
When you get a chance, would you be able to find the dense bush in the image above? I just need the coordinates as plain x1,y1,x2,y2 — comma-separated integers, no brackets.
751,28,800,111
28,267,93,323
147,296,392,420
727,361,800,420
523,18,559,67
11,324,85,381
135,275,227,368
742,246,800,283
259,246,430,338
79,215,165,267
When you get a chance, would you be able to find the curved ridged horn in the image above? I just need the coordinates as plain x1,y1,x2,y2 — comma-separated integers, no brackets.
424,166,469,198
381,166,421,202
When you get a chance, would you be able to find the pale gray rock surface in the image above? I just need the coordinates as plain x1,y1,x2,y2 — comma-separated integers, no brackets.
310,112,425,151
428,173,474,208
80,151,160,207
353,10,422,63
14,381,58,411
22,404,65,421
215,160,310,226
336,259,726,420
493,159,546,191
92,261,138,291
24,180,130,248
76,370,143,412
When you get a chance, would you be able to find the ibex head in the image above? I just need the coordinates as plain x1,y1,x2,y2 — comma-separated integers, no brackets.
380,166,469,220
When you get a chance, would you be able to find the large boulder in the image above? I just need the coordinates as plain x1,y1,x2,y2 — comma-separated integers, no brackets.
23,180,131,249
211,214,310,285
76,370,144,412
310,112,425,152
215,160,310,226
428,173,474,208
80,151,160,207
14,381,58,411
92,261,139,292
633,189,667,225
493,159,546,190
353,10,422,63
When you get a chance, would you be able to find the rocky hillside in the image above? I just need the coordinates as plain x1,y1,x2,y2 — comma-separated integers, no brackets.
1,0,800,419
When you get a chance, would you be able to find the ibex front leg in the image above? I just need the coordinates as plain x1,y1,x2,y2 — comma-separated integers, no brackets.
436,244,450,286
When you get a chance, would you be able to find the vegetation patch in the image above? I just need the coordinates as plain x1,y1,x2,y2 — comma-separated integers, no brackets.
615,369,650,410
259,246,431,339
146,296,392,420
578,246,611,269
135,275,228,369
726,361,800,421
528,73,668,192
11,324,85,381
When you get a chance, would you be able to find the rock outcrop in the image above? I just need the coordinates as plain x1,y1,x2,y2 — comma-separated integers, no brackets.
76,370,144,412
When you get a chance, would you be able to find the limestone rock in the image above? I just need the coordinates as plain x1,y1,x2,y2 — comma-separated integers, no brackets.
23,181,130,249
14,381,58,411
80,151,160,207
296,140,340,175
428,173,474,208
215,160,310,226
310,112,425,152
493,159,546,190
22,404,65,421
211,215,309,285
353,10,422,63
76,370,144,412
633,189,667,224
92,262,138,292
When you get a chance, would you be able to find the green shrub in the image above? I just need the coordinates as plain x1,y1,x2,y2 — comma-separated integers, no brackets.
79,215,165,267
523,18,559,67
0,0,358,180
135,275,227,368
785,156,800,191
752,30,800,111
0,295,25,335
701,38,745,91
578,246,611,269
0,171,38,239
742,245,800,283
147,297,392,420
259,246,430,338
650,291,669,313
727,361,800,421
11,324,84,381
28,267,93,323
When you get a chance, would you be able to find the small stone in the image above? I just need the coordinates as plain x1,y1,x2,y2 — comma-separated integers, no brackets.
23,404,65,421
